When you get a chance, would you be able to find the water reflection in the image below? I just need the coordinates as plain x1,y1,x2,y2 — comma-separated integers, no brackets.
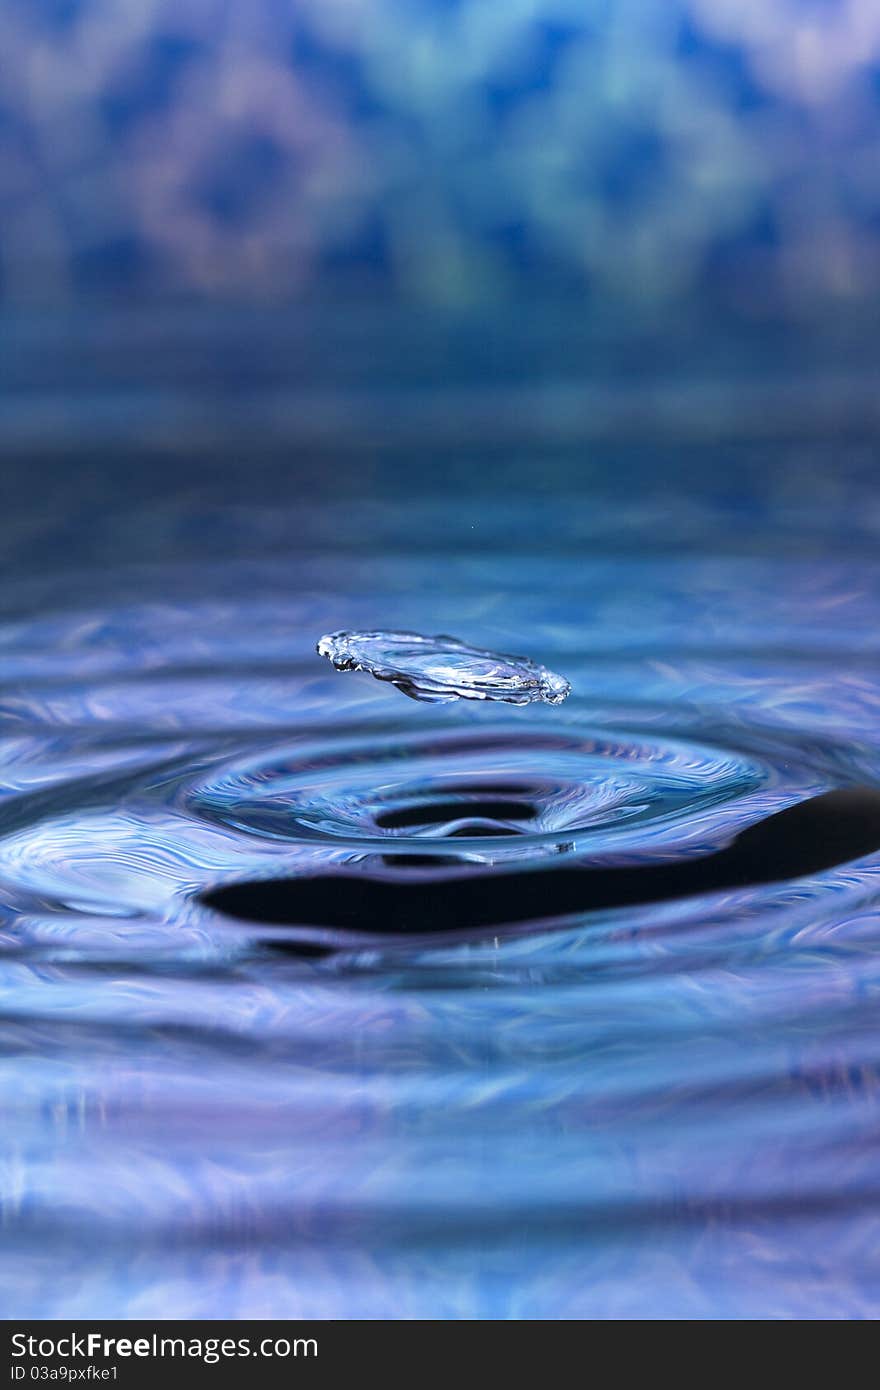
2,394,880,1317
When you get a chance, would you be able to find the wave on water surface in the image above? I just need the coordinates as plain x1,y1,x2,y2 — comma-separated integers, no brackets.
3,456,880,1318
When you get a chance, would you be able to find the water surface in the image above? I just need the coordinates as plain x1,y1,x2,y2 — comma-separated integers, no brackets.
2,311,880,1318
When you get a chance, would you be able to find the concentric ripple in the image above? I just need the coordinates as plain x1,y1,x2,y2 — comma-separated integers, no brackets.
3,553,880,1318
187,724,769,857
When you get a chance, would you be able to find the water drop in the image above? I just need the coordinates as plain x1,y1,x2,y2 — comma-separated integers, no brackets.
316,630,571,705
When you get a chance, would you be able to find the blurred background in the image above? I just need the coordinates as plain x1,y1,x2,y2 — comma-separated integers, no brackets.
3,0,880,514
1,0,879,316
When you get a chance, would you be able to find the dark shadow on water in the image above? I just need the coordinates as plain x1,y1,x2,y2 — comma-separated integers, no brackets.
258,939,338,960
203,788,880,938
376,798,535,828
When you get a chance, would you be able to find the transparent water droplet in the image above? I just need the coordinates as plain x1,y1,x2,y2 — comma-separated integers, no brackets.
316,630,571,705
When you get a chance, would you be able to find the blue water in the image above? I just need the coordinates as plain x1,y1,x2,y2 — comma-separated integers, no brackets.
2,310,880,1318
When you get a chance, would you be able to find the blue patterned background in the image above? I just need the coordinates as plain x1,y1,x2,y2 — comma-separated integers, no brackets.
2,0,880,312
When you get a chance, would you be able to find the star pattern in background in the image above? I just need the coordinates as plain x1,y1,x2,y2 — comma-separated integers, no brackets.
0,0,878,310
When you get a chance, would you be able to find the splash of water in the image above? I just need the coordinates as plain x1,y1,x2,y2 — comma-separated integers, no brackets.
316,629,571,705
